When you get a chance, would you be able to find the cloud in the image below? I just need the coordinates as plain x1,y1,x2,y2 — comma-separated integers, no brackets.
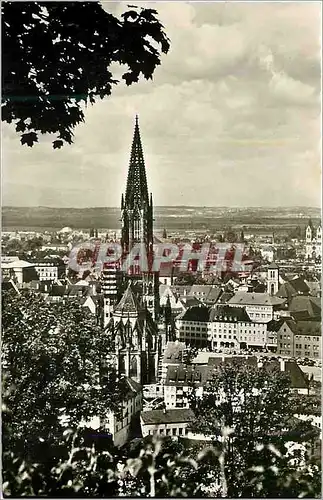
2,1,321,208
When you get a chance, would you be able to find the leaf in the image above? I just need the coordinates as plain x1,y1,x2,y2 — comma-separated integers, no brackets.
20,132,38,147
53,139,64,149
2,2,170,148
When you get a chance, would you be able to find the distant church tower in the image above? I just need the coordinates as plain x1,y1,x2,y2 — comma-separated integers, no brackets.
267,262,279,296
305,218,322,260
121,116,159,319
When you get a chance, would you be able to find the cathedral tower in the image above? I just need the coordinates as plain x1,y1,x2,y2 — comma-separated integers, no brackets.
121,116,159,319
121,115,153,255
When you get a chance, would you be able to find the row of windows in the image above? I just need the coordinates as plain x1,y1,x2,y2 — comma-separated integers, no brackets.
181,326,207,331
148,427,188,436
180,332,205,338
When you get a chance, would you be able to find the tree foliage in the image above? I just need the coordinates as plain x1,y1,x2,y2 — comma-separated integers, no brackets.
2,291,321,497
2,290,127,464
2,1,170,148
189,362,321,497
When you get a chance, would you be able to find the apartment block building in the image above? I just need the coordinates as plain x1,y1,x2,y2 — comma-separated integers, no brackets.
277,319,321,359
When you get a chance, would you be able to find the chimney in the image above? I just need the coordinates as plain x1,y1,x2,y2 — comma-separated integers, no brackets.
280,358,285,372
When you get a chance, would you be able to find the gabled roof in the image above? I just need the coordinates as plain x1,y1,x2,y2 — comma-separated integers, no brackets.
285,361,308,389
228,292,285,307
277,278,311,300
141,408,195,425
209,305,250,323
5,259,35,268
165,364,213,387
268,262,279,270
289,296,321,320
114,283,141,317
218,291,235,304
1,279,20,294
177,305,210,322
295,321,321,337
188,285,212,296
126,377,142,394
179,296,203,309
262,360,308,389
267,319,285,332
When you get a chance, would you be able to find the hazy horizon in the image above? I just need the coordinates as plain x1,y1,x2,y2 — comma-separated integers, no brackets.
3,204,321,210
2,2,321,208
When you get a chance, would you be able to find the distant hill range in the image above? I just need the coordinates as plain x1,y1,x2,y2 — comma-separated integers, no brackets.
2,206,321,233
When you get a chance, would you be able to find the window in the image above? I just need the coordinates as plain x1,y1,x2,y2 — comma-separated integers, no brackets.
172,428,177,436
178,428,183,435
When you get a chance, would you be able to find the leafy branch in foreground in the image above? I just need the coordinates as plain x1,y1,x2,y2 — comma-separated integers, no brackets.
2,1,170,147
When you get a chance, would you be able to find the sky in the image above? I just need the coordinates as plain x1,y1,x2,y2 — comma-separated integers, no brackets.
2,1,322,208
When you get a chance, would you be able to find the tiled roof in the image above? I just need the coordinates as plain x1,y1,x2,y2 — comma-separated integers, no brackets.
228,292,285,307
289,296,321,320
179,296,203,308
218,291,234,304
268,262,279,269
126,377,142,394
285,361,308,389
209,305,250,323
277,278,311,300
296,321,321,337
177,305,210,322
204,287,222,303
165,364,212,386
141,408,195,425
267,319,285,332
304,280,321,296
188,285,212,296
263,360,308,389
5,259,35,268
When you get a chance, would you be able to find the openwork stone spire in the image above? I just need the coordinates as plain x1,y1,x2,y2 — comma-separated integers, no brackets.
121,116,153,253
125,115,149,209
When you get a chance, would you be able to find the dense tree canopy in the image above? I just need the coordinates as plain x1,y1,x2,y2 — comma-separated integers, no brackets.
2,290,127,463
2,1,170,148
189,362,321,497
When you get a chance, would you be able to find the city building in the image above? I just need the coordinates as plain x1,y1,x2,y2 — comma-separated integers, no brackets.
277,319,321,359
305,220,322,260
176,305,278,351
164,364,210,409
160,341,186,382
227,291,286,323
81,377,142,448
176,306,209,348
2,259,38,285
208,306,271,351
33,259,65,282
140,408,195,438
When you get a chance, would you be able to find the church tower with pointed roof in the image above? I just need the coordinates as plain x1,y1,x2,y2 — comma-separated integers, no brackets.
121,115,153,254
120,116,159,320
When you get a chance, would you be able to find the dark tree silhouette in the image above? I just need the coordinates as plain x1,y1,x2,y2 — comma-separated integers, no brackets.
2,1,170,148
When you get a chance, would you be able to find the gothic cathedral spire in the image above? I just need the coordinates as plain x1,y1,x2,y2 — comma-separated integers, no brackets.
121,116,153,254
